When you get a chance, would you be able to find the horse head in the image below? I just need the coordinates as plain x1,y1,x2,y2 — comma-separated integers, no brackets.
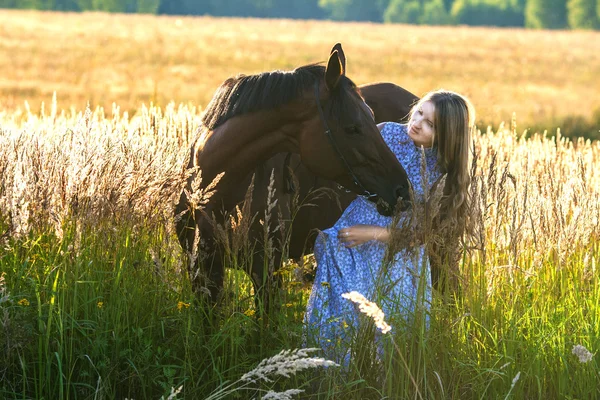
298,44,411,215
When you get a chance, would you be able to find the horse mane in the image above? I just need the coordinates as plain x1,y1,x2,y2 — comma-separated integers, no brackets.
201,64,359,129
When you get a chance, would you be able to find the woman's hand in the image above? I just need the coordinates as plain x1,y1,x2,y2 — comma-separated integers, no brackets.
338,225,389,248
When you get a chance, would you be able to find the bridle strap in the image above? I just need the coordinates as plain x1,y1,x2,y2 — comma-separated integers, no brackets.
314,82,376,198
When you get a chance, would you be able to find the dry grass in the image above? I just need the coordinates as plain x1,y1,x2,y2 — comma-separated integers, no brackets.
1,97,598,280
468,126,600,284
1,9,600,133
0,100,194,239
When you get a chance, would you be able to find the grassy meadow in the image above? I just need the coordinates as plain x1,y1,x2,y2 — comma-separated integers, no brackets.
1,9,600,400
1,10,600,138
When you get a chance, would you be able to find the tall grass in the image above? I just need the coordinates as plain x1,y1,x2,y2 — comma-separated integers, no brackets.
1,95,599,398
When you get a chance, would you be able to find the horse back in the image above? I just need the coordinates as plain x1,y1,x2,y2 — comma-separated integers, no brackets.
359,82,419,124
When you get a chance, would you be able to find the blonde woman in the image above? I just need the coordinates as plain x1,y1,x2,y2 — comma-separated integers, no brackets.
304,89,475,362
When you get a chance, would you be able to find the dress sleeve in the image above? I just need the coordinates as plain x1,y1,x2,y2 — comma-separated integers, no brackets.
379,122,411,163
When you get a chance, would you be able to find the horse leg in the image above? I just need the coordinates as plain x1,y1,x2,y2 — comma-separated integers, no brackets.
175,199,226,304
196,242,225,303
184,236,226,306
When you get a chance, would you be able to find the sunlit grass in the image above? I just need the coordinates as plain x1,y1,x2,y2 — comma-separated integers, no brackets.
0,97,599,398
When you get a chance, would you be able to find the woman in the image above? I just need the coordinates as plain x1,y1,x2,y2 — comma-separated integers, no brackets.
304,89,475,362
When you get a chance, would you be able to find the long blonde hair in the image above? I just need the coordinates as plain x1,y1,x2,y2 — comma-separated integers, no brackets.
412,89,475,290
425,89,474,225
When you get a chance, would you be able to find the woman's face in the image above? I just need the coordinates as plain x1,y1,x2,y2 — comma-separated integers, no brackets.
408,100,436,148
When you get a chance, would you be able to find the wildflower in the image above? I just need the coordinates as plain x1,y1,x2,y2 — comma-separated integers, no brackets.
509,371,521,392
572,344,593,363
341,291,391,334
1,273,9,303
240,348,338,383
285,303,293,308
97,301,103,308
177,301,190,311
18,298,30,306
262,389,304,399
164,385,183,400
244,308,256,317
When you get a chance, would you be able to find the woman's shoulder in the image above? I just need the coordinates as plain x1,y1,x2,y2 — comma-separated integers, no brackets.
378,121,407,135
379,122,413,159
378,122,411,147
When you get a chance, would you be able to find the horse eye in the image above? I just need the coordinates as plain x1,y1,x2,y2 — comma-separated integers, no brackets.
345,125,361,135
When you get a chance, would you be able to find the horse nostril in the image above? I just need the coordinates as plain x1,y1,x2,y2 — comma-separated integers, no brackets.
395,186,407,200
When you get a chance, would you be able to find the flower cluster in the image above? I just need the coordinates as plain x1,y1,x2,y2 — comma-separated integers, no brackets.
1,273,10,305
261,389,304,400
341,291,392,334
18,298,30,306
240,348,338,383
572,344,593,363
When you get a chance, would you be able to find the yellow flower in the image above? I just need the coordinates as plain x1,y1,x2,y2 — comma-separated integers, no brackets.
244,309,255,317
18,298,30,306
177,301,190,311
285,303,294,308
97,301,103,309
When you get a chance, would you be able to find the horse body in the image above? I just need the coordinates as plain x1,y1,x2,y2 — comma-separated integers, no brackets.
177,44,414,303
188,108,297,199
360,82,419,124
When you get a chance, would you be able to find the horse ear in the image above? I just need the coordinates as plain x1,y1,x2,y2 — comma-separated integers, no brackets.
325,50,343,91
330,43,346,74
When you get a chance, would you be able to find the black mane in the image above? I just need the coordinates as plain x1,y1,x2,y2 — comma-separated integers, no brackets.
201,64,359,129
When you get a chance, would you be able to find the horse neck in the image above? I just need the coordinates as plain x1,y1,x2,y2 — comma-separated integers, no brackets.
194,106,304,193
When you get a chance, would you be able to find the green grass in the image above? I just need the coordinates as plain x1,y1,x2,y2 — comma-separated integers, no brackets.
1,214,598,399
0,216,314,399
0,97,598,398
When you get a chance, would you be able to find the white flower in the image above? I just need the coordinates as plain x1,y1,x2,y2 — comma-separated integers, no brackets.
241,348,338,383
260,389,304,399
511,371,521,387
499,362,511,370
162,385,183,400
572,344,593,363
341,291,392,334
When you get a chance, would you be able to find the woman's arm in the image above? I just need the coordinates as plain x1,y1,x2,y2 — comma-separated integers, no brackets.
338,222,426,248
338,225,390,248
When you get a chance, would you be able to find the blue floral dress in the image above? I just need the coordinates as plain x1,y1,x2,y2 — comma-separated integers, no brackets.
304,122,441,362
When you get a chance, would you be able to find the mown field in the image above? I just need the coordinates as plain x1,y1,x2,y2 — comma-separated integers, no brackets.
1,9,600,400
1,10,600,137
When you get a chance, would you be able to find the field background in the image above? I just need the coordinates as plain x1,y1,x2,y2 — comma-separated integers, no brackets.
1,9,600,400
1,10,600,137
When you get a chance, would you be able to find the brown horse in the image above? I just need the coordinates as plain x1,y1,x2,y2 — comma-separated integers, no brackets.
176,44,413,304
282,82,419,260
